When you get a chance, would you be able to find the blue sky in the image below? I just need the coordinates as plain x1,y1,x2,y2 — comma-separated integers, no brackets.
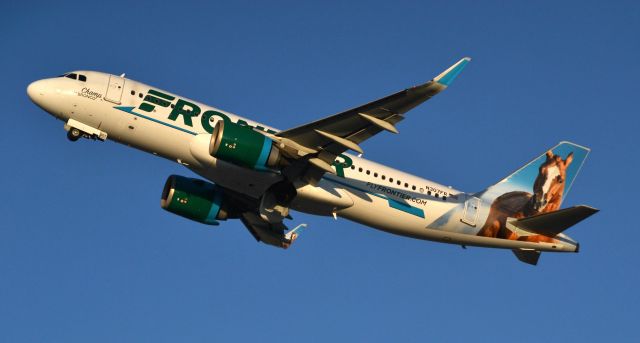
2,0,639,342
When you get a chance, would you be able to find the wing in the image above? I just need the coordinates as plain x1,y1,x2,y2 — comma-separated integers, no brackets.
240,212,293,248
276,57,471,163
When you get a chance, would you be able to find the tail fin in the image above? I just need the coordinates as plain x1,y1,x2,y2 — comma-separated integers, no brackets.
482,141,590,211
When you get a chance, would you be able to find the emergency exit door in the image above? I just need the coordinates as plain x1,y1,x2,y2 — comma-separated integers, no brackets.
105,74,125,104
461,196,481,226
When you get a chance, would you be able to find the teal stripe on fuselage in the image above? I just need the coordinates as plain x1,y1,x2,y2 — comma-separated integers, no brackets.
387,198,425,218
114,106,197,135
325,176,425,218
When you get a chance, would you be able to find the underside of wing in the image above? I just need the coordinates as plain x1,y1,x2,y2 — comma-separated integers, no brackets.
240,212,290,248
240,212,306,249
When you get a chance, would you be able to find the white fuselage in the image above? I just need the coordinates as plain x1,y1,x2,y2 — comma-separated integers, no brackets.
27,71,577,253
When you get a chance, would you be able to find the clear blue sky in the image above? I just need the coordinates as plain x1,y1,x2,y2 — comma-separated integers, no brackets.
1,0,638,342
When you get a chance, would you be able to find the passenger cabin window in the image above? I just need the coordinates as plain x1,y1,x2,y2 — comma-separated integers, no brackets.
65,73,78,80
78,75,87,82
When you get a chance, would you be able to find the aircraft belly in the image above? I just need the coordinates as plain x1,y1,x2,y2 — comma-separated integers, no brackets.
290,179,354,216
336,188,574,252
336,191,427,236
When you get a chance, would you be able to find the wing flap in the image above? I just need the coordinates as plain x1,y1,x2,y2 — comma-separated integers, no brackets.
240,212,295,249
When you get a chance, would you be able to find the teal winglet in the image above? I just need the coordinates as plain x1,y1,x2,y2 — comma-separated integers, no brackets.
434,57,471,86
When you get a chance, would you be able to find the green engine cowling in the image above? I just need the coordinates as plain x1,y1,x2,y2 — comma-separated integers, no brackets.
209,120,281,170
160,175,228,225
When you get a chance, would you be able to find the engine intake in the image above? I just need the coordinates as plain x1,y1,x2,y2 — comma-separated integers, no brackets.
160,175,228,225
209,120,281,170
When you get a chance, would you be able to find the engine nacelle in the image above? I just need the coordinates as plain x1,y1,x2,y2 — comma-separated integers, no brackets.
209,120,281,170
160,175,229,225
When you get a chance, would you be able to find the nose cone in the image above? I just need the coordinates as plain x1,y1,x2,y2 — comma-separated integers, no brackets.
27,80,45,103
27,78,65,118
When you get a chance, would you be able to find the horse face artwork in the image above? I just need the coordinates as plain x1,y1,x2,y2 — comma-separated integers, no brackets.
532,151,573,213
477,151,574,242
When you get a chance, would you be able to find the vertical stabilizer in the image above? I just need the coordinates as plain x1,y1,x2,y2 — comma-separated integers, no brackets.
483,141,590,213
474,142,590,248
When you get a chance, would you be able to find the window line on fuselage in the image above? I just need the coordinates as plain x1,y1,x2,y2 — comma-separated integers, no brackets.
346,161,451,201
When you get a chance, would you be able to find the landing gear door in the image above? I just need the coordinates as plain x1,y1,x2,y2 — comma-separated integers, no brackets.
105,74,125,104
461,196,480,226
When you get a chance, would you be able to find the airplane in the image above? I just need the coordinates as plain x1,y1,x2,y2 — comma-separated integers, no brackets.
27,57,598,265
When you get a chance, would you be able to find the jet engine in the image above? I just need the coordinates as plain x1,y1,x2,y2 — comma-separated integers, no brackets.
209,120,282,170
160,175,230,225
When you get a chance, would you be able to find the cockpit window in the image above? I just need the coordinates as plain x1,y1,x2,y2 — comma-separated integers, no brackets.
78,74,87,82
66,73,78,80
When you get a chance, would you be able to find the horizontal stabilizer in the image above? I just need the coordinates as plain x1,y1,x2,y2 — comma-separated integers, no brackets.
512,249,541,265
512,205,599,237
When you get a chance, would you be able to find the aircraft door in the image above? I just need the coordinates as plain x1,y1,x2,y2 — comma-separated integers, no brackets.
105,74,126,104
461,196,480,226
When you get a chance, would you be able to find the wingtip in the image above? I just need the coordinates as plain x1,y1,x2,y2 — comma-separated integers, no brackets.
577,205,600,214
434,57,471,86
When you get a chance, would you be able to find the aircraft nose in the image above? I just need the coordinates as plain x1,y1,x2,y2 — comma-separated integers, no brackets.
27,80,45,102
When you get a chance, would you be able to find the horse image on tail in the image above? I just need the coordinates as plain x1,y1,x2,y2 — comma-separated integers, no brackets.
477,150,574,242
